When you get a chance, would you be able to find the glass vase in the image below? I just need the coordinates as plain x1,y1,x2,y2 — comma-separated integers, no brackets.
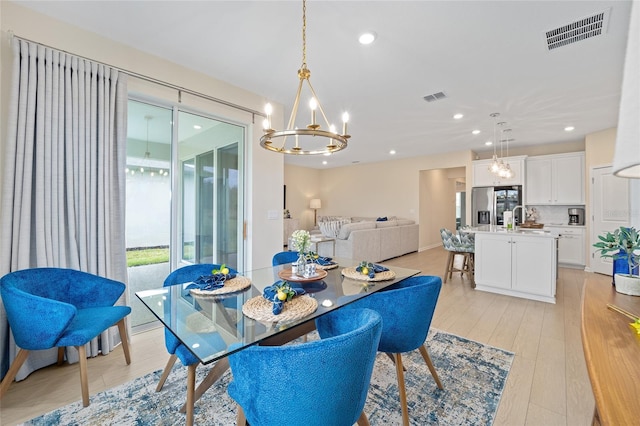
296,252,307,277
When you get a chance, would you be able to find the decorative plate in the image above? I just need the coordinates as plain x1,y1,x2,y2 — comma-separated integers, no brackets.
188,275,252,298
242,295,318,323
341,267,396,282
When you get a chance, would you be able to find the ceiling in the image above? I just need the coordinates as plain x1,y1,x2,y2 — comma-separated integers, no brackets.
13,1,633,169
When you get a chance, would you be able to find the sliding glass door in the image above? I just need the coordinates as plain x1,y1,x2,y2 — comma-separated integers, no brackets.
126,100,245,331
176,110,244,270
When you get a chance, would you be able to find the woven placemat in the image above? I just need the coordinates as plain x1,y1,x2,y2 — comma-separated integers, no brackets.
189,275,252,298
242,295,318,323
316,262,339,270
341,267,396,282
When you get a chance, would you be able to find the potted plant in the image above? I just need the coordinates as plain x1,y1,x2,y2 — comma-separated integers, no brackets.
594,226,640,296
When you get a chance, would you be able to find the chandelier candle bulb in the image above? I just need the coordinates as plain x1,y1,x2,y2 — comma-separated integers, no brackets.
309,98,318,129
264,103,273,132
342,112,349,135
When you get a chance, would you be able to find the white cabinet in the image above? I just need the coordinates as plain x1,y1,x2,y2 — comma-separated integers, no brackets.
475,231,556,303
526,152,585,204
546,226,585,266
472,156,526,187
283,218,299,245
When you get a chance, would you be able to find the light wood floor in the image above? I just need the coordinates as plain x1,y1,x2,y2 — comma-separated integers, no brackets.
1,247,599,425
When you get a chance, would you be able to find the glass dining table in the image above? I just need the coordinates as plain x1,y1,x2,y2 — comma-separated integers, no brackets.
136,257,420,406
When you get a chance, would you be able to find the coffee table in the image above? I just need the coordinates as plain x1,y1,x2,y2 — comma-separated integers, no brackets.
310,236,336,256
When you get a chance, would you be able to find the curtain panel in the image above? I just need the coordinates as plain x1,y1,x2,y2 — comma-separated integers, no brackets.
0,39,128,380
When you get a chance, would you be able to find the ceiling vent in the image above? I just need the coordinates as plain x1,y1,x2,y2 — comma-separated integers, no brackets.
545,8,610,51
423,91,447,103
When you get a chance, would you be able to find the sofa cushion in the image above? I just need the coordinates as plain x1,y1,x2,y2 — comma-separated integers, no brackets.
396,219,415,226
319,219,350,238
337,221,376,240
375,220,398,229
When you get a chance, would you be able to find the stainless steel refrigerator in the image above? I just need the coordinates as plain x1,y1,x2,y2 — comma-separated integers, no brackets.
471,185,523,226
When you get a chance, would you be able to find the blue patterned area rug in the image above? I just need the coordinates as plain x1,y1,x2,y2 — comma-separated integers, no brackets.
23,330,513,425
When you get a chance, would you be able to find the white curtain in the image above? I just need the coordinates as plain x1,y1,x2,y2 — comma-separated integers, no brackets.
0,39,128,381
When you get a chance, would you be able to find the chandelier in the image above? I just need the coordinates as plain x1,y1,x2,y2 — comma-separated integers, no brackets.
487,112,513,179
260,0,350,155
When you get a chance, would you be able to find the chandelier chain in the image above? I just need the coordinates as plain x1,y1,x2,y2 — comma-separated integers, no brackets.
301,0,307,68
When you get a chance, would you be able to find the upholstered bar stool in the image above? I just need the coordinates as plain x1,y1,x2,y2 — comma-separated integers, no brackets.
440,228,474,287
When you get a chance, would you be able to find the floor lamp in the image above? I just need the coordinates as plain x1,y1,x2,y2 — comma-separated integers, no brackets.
310,199,322,226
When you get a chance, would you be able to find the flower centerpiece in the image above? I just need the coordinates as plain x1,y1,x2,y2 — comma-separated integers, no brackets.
290,229,311,275
594,226,640,296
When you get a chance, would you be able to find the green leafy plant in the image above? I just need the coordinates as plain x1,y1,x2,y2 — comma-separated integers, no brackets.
593,227,640,277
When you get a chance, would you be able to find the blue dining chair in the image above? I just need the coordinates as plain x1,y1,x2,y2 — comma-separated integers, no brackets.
321,275,444,426
0,268,131,407
227,308,383,426
272,250,299,266
156,263,237,426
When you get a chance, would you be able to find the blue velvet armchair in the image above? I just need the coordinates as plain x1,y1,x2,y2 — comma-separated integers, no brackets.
321,275,444,426
0,267,131,407
271,250,299,266
157,263,237,426
227,308,383,426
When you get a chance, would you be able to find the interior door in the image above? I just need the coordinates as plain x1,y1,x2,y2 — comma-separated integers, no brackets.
590,166,630,275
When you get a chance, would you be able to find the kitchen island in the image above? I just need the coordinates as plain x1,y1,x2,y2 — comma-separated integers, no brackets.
473,226,558,303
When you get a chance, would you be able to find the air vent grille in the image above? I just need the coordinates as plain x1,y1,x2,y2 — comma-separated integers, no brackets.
423,91,447,102
546,8,610,50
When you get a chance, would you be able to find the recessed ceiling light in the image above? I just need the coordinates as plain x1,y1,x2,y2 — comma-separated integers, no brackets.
453,113,464,120
564,126,575,132
193,125,202,130
358,32,377,45
485,141,493,146
322,161,327,165
472,129,481,135
389,150,396,155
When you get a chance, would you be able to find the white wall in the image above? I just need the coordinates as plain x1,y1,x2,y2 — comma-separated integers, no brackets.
0,2,285,269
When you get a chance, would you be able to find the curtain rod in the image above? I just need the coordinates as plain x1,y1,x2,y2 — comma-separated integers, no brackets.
10,33,266,122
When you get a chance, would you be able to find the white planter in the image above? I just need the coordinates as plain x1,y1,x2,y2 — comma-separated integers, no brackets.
614,274,640,296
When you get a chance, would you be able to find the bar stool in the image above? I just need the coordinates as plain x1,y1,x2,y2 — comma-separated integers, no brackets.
440,228,475,287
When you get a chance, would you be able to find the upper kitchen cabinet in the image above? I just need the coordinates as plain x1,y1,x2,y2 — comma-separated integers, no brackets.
526,152,585,205
472,156,526,187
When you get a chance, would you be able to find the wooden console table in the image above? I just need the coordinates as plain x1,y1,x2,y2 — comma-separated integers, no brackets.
581,277,640,425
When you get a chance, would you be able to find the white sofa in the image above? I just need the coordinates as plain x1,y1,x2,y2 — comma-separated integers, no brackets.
315,217,419,262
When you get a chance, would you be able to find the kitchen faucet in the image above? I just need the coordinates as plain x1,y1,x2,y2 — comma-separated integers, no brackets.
512,205,526,226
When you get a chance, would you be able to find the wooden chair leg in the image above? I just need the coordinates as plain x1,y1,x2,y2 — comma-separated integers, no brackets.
469,253,476,288
418,345,444,390
236,405,247,425
180,358,230,413
57,347,65,365
117,318,131,365
385,352,407,371
444,251,454,283
393,353,410,426
156,354,178,392
357,410,371,426
186,364,197,426
77,345,90,407
0,349,30,398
